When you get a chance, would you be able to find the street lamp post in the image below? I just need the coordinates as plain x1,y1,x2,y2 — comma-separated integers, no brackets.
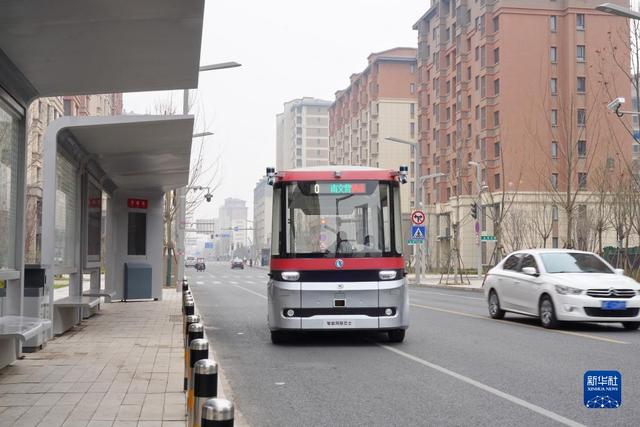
385,136,421,283
172,62,242,289
596,3,640,19
468,161,484,278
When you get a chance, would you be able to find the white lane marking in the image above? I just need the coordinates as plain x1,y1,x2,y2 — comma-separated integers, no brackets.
230,281,238,285
196,281,204,285
245,281,255,285
410,303,629,345
378,344,585,427
230,284,268,300
213,281,221,285
410,289,483,301
275,382,285,386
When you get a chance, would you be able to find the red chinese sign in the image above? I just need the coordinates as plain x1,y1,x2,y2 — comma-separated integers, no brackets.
127,198,148,209
88,198,102,209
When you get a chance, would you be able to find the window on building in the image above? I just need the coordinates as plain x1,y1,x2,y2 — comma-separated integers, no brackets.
551,109,558,126
551,173,558,190
578,172,587,190
410,122,415,138
410,63,416,74
467,66,471,81
481,107,487,128
494,78,500,95
410,103,415,118
475,105,480,120
493,47,500,64
481,76,486,97
577,140,587,158
550,46,557,63
576,13,585,30
467,94,472,108
551,141,558,159
475,75,479,90
410,83,416,94
480,45,486,67
577,108,586,126
446,107,451,121
577,76,586,93
467,123,472,137
577,45,586,62
494,141,501,157
552,237,559,248
493,16,500,32
550,78,558,95
475,46,479,61
494,173,501,189
552,205,559,221
446,80,451,94
494,111,500,126
550,15,557,32
607,157,615,170
446,54,451,67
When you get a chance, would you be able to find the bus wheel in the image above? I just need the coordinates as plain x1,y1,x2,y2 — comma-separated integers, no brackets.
270,330,288,344
388,329,405,343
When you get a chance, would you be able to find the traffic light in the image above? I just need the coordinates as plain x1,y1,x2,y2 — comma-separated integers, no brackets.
470,202,478,219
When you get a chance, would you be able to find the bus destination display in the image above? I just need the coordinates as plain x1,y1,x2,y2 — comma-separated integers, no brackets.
313,182,366,194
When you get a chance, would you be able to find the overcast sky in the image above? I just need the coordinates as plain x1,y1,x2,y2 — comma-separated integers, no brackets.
123,0,429,220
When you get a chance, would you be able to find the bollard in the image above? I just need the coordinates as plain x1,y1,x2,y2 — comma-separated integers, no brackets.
183,315,201,390
182,277,189,292
188,359,218,427
201,398,234,427
187,338,209,414
185,321,204,391
183,293,192,314
184,299,195,316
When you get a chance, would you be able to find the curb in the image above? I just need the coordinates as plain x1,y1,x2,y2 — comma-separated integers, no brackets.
410,283,484,293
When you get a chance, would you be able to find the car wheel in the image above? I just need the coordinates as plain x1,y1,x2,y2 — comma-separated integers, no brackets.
388,329,406,343
488,290,506,319
622,322,640,331
270,330,288,344
539,296,559,329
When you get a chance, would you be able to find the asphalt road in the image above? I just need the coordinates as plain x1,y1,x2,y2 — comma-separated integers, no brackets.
187,262,640,427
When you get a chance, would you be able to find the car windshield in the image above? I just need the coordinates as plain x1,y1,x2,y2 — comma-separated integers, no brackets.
278,181,401,258
540,252,613,274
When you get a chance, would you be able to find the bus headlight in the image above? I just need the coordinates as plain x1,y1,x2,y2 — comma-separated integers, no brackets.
379,270,397,280
281,271,300,281
384,308,393,316
286,309,295,317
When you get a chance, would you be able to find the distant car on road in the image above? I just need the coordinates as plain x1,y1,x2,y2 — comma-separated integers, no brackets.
231,257,244,269
195,257,206,272
185,256,197,268
483,249,640,330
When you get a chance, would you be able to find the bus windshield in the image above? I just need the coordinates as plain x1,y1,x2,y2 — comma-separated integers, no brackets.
275,181,401,258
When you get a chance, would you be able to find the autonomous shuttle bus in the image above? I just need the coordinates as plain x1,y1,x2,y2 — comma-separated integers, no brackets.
265,165,410,344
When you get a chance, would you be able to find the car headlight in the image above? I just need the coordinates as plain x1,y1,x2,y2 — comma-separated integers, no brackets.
554,285,583,295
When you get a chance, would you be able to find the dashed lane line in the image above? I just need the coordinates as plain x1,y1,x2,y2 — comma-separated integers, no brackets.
378,344,585,427
410,303,629,345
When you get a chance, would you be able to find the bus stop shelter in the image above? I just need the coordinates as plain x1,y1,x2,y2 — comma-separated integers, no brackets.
39,115,193,337
0,0,204,368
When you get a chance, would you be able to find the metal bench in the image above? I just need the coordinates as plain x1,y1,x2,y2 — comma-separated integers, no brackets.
82,289,116,303
53,296,100,335
0,316,52,343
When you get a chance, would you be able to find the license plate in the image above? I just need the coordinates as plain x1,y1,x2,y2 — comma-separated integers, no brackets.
601,301,627,310
323,319,355,328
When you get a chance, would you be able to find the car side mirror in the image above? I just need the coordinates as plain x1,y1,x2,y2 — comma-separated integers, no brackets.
522,267,538,276
614,268,625,276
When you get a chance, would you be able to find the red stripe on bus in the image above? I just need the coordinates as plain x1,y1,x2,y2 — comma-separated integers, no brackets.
277,170,397,182
270,258,404,270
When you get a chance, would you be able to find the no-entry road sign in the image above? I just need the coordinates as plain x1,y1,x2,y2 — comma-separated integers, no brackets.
411,210,426,225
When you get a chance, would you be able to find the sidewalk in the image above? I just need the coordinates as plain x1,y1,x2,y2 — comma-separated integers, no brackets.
407,273,484,292
0,289,186,426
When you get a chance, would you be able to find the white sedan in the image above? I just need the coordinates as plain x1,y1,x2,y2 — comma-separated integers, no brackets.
483,249,640,329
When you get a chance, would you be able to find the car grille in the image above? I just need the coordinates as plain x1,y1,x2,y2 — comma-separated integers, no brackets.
583,308,640,317
586,289,637,299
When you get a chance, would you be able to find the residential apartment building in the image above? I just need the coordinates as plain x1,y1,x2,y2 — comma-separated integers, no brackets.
24,94,122,263
414,0,631,269
253,176,273,263
329,47,418,212
276,97,332,170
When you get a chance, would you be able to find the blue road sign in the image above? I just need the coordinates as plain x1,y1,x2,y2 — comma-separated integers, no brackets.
410,225,426,240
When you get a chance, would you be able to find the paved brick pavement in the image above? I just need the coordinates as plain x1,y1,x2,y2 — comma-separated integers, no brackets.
0,289,187,426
